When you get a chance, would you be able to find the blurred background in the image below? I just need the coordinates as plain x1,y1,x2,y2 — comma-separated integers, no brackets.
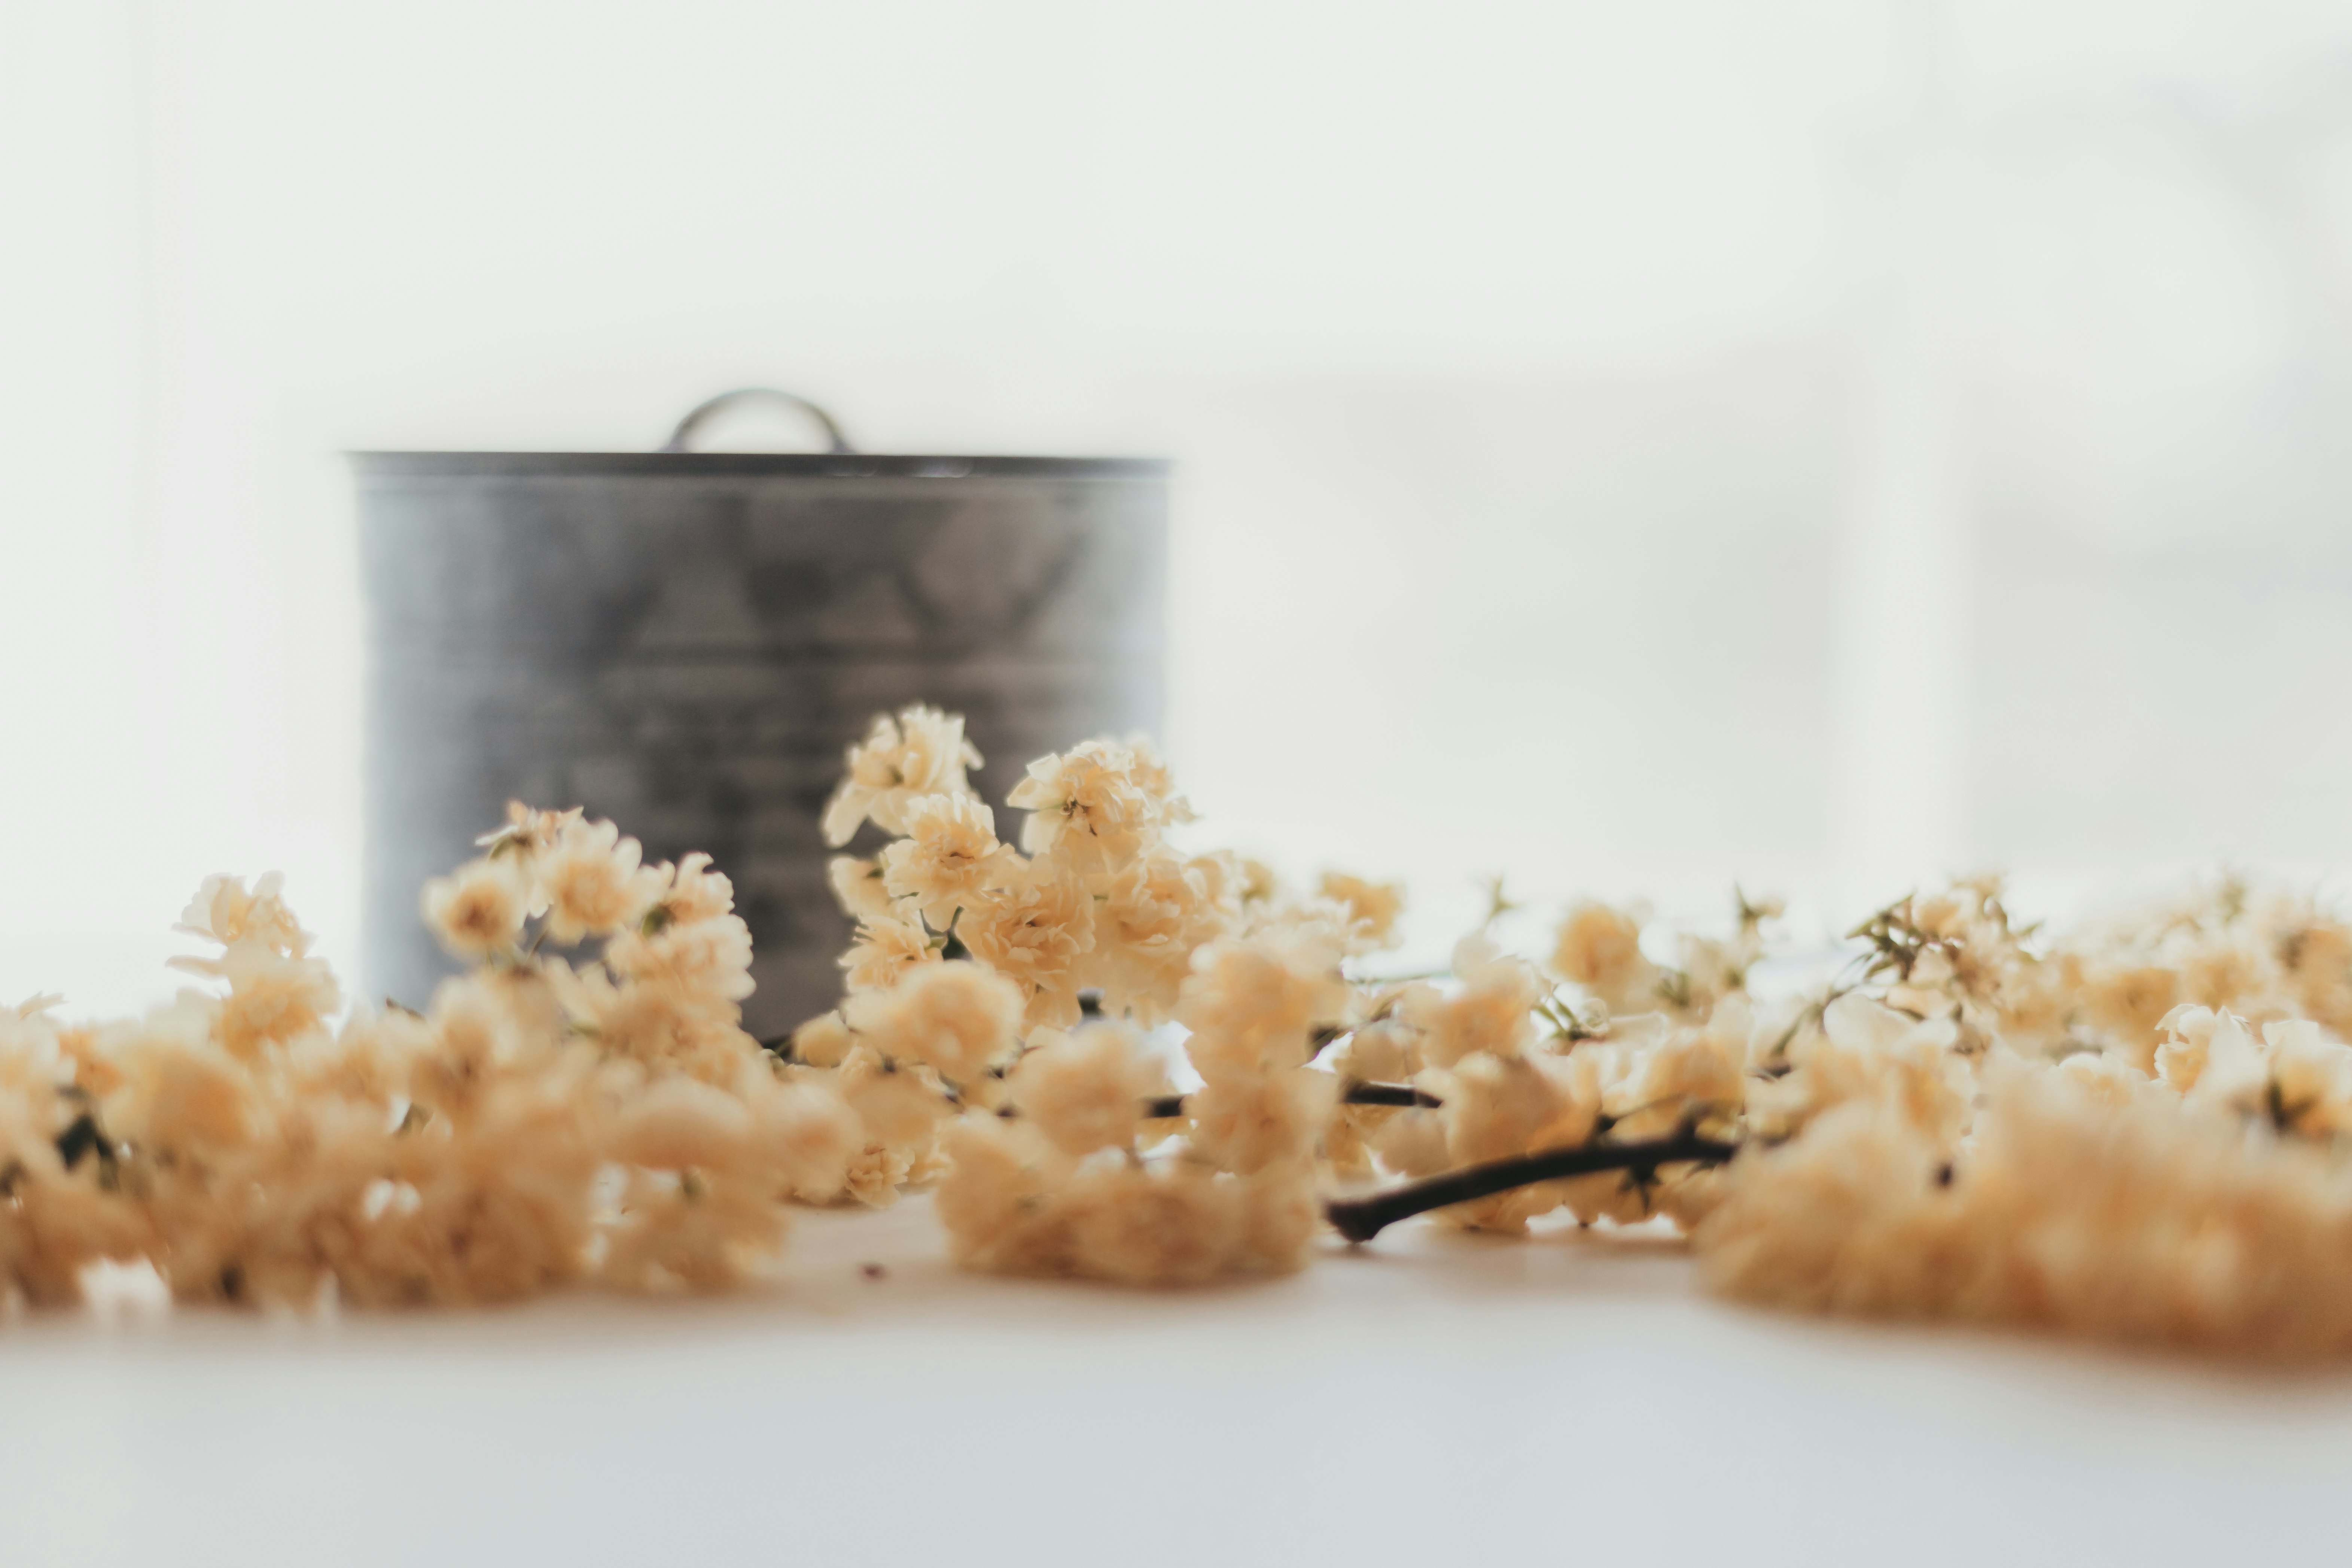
9,0,2352,1012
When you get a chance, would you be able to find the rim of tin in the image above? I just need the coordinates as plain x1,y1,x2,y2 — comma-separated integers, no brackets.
347,452,1169,481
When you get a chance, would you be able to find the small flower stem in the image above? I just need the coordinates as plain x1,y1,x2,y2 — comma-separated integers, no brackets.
1138,1080,1441,1121
1338,1081,1442,1109
1322,1129,1742,1244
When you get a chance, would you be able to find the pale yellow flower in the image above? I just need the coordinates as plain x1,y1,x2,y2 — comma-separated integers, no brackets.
1007,739,1171,873
933,1114,1074,1266
176,871,310,954
845,961,1024,1086
1397,937,1544,1069
820,705,982,846
1007,1023,1163,1157
826,855,897,922
1318,872,1405,949
1175,932,1349,1083
1064,1165,1241,1287
1085,848,1232,1024
1553,902,1658,1014
535,817,656,945
2082,963,2181,1072
419,857,530,959
638,851,738,926
603,911,756,1005
208,941,342,1062
839,911,941,995
879,793,1019,931
789,1009,852,1068
1187,1069,1336,1176
2154,1004,2263,1101
957,860,1096,1026
476,800,583,859
1442,1048,1599,1166
2263,1020,2352,1138
99,997,255,1151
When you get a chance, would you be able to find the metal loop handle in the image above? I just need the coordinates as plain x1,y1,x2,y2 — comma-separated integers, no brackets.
660,389,856,455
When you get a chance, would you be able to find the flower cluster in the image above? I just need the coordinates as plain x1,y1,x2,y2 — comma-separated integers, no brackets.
0,808,859,1311
797,709,2352,1346
16,697,2352,1362
793,706,1398,1280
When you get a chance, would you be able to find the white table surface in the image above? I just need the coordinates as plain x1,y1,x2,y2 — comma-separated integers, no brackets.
1,1192,2343,1568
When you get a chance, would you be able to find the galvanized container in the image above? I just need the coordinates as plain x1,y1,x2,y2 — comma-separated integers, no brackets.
351,397,1167,1036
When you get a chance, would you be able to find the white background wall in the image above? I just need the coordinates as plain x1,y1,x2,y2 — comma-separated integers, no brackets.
7,0,2352,1012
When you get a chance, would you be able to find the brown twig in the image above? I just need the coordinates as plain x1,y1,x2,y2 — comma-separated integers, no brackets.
1322,1128,1742,1243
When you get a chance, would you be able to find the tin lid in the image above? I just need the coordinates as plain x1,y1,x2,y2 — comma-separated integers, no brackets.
348,388,1166,482
347,451,1167,480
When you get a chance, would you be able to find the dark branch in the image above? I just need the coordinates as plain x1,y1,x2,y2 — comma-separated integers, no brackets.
1338,1081,1442,1109
1139,1080,1441,1122
1323,1129,1742,1243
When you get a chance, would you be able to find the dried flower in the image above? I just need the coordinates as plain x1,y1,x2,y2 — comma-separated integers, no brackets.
840,911,941,995
957,860,1096,1027
1552,902,1658,1014
535,816,656,945
821,705,982,846
879,793,1019,931
845,961,1024,1087
1007,738,1181,873
1006,1024,1164,1157
420,858,530,959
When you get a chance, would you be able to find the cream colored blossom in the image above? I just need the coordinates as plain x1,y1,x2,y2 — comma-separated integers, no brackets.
206,941,342,1062
1337,1014,1422,1084
2154,1004,2264,1102
1007,739,1176,873
845,961,1024,1086
176,872,309,954
1696,1059,2352,1356
99,998,255,1151
535,817,656,945
1008,1023,1164,1157
0,804,880,1316
2082,964,2179,1071
476,800,582,860
1188,1069,1337,1176
1318,872,1404,949
1553,902,1658,1014
1085,848,1232,1024
821,705,982,846
638,851,738,927
1604,1008,1748,1141
1175,932,1349,1083
1064,1165,1241,1287
747,1077,863,1199
1397,937,1544,1069
1443,1050,1599,1167
1754,993,1973,1146
2261,1019,2352,1138
420,857,530,959
826,855,896,923
548,961,753,1084
609,1075,755,1172
933,1114,1074,1267
957,860,1096,1027
603,909,756,1004
840,910,940,995
880,793,1019,931
790,1009,852,1068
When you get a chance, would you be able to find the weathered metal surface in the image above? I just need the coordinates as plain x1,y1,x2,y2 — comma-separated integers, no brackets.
352,451,1167,1035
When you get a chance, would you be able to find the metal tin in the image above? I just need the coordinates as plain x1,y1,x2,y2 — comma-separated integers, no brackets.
351,420,1167,1036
